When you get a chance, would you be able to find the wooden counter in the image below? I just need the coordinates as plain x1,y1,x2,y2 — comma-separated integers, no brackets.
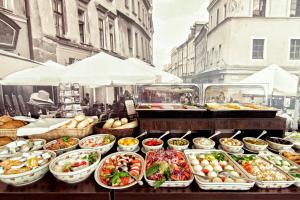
0,173,111,200
139,117,286,135
114,181,300,200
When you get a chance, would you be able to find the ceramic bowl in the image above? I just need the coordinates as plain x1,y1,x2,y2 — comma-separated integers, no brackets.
267,137,294,151
167,138,189,151
219,138,243,153
118,137,139,152
79,134,115,155
193,137,215,149
243,137,268,152
43,138,79,155
0,139,47,161
49,149,101,184
0,150,56,186
142,138,164,152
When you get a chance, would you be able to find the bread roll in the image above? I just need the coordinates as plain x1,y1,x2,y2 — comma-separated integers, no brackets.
67,120,78,128
0,137,13,146
0,120,25,129
112,120,122,128
103,118,114,129
87,117,94,123
0,115,13,123
121,118,128,125
74,114,86,122
77,119,89,128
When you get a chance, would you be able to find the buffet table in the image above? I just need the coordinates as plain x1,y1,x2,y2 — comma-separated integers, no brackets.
0,175,299,200
0,173,111,200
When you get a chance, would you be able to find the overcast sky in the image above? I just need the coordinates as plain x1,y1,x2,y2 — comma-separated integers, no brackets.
152,0,209,69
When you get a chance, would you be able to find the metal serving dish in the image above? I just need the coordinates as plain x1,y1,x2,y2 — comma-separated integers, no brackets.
136,103,207,118
205,103,278,118
184,149,255,190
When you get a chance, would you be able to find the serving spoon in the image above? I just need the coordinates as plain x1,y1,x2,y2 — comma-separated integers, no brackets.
180,130,192,139
158,131,170,140
255,130,267,141
209,131,221,139
135,131,147,139
230,130,241,139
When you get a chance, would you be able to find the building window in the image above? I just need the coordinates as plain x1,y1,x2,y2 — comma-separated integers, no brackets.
224,4,227,18
125,0,129,9
135,32,139,57
141,37,144,59
132,0,136,14
138,1,141,20
53,0,65,37
252,39,265,59
218,44,222,62
290,39,300,60
253,0,266,17
216,9,219,24
142,8,145,25
210,16,213,28
291,0,300,17
109,24,114,52
78,9,85,43
127,28,132,54
0,0,5,8
99,19,104,49
211,48,214,65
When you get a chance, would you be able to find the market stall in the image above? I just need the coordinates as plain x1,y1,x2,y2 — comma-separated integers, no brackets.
0,83,300,200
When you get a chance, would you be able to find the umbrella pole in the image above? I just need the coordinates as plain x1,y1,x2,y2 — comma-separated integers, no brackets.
0,84,4,114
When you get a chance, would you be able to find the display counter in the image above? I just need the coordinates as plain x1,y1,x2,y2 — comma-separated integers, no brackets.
0,175,299,200
115,182,300,200
0,173,111,200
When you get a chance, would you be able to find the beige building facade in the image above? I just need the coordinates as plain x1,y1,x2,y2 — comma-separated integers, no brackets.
194,0,300,83
167,22,206,82
0,0,153,65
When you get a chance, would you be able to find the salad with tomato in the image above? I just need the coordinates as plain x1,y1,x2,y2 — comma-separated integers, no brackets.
97,153,143,188
145,150,192,188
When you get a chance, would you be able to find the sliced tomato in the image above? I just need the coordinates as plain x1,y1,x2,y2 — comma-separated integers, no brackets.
120,177,130,185
102,169,111,175
131,159,141,164
202,169,209,174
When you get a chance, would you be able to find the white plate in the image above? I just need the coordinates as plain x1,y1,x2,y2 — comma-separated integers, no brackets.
117,146,140,153
218,145,244,154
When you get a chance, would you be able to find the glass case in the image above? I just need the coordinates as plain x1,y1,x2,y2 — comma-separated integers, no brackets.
134,84,205,118
135,84,201,105
201,83,268,105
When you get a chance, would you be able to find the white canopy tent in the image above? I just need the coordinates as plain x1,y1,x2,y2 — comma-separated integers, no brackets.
2,60,66,86
63,52,157,87
126,58,183,84
240,64,299,96
0,50,41,79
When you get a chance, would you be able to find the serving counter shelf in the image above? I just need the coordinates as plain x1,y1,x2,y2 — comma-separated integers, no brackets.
139,117,286,135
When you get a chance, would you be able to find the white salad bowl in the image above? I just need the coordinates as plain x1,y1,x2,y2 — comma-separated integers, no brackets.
0,150,56,186
49,149,101,184
79,134,115,155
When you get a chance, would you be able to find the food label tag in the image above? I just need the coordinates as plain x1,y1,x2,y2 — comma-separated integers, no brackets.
125,100,136,116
